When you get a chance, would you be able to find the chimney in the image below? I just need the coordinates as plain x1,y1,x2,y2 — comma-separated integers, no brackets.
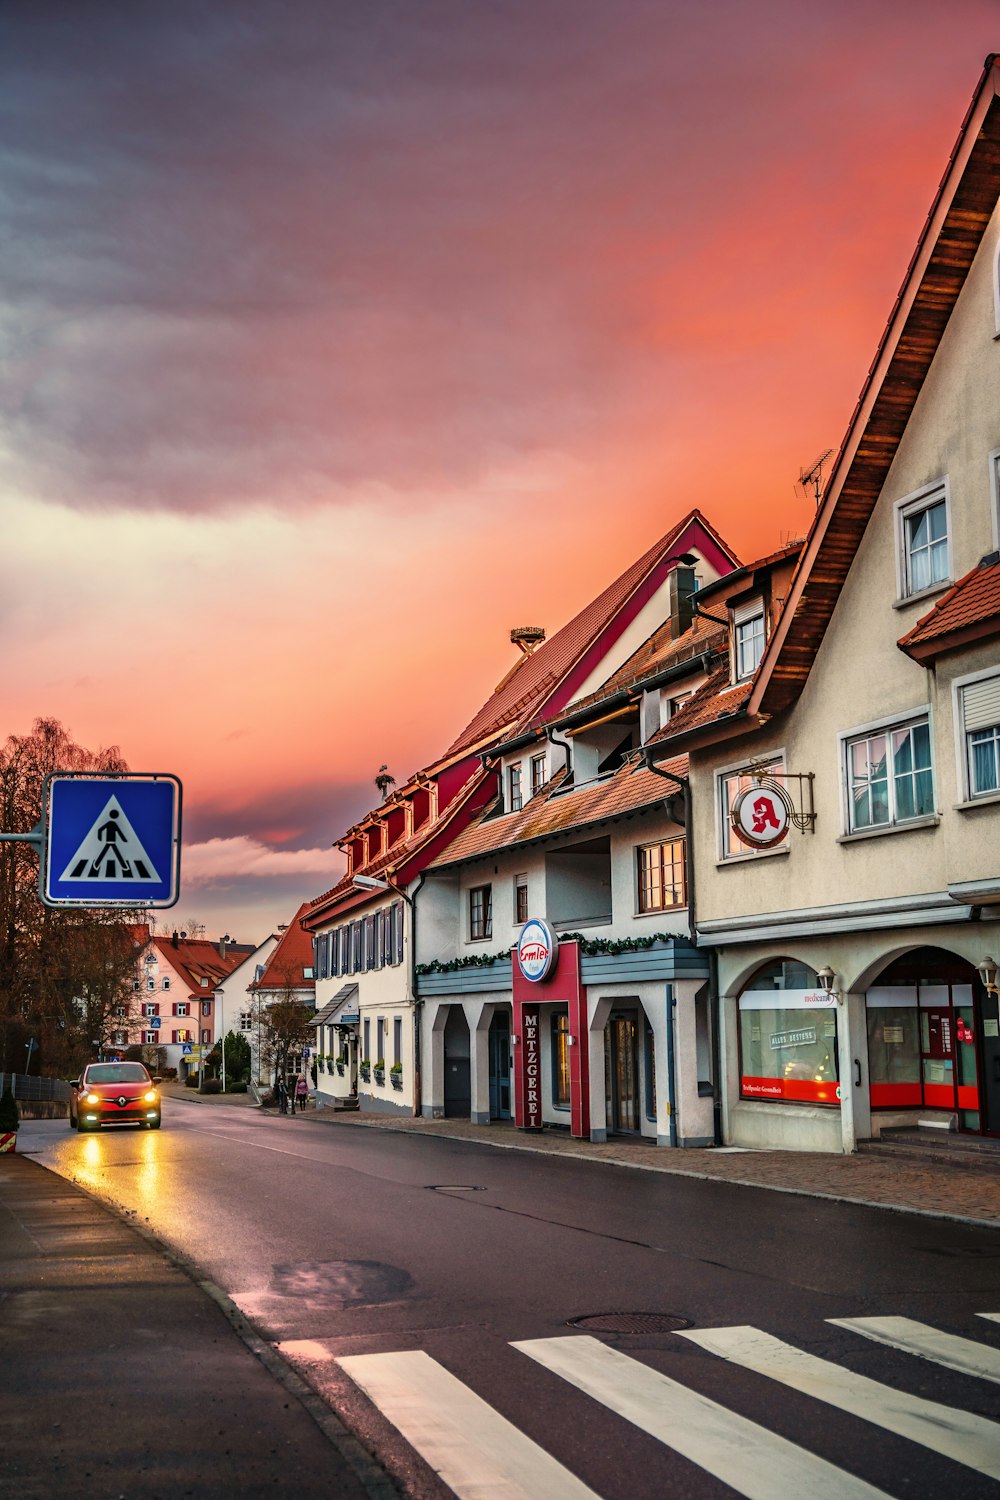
668,566,697,639
171,930,179,948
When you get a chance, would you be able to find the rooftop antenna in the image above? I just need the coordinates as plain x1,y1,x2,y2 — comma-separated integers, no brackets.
798,449,833,507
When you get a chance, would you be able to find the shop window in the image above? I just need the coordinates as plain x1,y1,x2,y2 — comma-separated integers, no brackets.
531,754,547,796
866,988,921,1108
508,763,523,813
718,758,784,859
469,885,493,942
636,839,686,911
551,1011,570,1109
738,960,839,1105
895,482,950,597
957,672,1000,799
844,715,933,832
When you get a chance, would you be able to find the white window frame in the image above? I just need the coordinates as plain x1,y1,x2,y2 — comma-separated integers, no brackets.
990,446,1000,554
953,667,1000,805
530,754,546,796
468,883,493,942
143,1031,158,1046
507,762,523,813
838,705,936,837
731,598,765,682
716,751,788,862
161,976,171,990
893,479,951,602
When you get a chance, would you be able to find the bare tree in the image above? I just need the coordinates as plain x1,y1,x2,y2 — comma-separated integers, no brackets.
0,717,145,1075
254,963,314,1087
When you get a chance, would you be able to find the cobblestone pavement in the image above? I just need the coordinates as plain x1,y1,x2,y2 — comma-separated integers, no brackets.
317,1110,1000,1230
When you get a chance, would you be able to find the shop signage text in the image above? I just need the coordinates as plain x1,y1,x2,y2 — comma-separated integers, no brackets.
523,1009,540,1127
516,918,558,983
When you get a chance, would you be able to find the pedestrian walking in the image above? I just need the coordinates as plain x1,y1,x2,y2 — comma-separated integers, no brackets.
294,1073,309,1114
276,1076,288,1115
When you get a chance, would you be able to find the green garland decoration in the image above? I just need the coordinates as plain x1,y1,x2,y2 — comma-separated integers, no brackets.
415,932,677,976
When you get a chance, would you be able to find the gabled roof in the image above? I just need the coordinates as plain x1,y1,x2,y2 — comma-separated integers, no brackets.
749,56,1000,717
898,553,1000,662
440,510,739,761
429,754,688,871
150,936,254,994
252,902,316,992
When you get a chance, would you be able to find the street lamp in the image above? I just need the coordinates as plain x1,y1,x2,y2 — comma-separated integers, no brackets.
351,873,412,905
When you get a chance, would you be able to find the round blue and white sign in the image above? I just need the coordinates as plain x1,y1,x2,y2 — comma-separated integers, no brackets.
517,918,558,983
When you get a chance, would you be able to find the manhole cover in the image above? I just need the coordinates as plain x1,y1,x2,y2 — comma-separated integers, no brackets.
427,1184,487,1193
567,1312,693,1334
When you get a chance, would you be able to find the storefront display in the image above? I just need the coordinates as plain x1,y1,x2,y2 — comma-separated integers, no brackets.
738,961,839,1105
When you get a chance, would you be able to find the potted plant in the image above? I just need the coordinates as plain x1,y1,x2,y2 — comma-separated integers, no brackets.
373,1058,385,1085
359,1058,371,1083
390,1062,403,1091
0,1083,19,1153
335,1054,346,1077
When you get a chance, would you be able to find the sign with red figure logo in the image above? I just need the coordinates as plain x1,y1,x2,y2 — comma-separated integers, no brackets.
731,782,792,850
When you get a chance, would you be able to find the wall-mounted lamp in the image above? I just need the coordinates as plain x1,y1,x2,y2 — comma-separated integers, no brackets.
977,956,998,993
816,966,837,995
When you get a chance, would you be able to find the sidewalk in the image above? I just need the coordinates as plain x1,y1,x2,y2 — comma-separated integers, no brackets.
0,1152,394,1500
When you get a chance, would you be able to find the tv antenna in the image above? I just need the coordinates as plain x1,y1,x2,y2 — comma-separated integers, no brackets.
798,449,833,506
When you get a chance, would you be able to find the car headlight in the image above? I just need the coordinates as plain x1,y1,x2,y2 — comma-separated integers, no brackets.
144,1090,158,1103
85,1092,100,1105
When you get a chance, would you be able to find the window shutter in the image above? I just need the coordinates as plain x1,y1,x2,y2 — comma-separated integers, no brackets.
963,676,1000,732
732,597,763,627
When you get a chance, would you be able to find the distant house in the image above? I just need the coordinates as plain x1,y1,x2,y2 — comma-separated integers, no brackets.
247,904,316,1085
124,932,255,1078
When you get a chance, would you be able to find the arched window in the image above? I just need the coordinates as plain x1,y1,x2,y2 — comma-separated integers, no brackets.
738,959,840,1105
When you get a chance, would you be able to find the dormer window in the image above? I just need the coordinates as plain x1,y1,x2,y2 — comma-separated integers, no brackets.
507,763,523,813
733,599,765,680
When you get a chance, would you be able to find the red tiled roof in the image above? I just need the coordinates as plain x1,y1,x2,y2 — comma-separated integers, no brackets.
150,936,254,994
647,669,754,747
252,903,316,992
429,755,689,869
898,557,1000,661
441,510,739,760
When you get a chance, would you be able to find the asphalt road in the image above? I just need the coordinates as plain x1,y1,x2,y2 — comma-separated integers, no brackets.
19,1100,1000,1500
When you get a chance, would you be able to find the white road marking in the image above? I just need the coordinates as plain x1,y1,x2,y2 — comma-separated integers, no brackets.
679,1325,1000,1480
979,1313,1000,1325
829,1315,1000,1384
513,1334,890,1500
337,1348,599,1500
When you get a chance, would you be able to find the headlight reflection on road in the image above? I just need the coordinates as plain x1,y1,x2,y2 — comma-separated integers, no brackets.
71,1120,163,1207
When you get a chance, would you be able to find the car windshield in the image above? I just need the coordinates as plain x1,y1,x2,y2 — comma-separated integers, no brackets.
86,1064,150,1084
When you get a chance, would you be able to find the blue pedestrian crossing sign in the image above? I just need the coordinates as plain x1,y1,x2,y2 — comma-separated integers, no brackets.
43,774,181,908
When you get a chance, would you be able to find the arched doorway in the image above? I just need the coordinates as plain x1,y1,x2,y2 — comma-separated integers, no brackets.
866,947,998,1137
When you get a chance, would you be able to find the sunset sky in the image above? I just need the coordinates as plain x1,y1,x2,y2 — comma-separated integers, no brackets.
2,1,997,941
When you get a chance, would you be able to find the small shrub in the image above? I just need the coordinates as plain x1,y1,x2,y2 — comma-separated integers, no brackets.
201,1078,222,1095
184,1074,199,1088
227,1081,248,1094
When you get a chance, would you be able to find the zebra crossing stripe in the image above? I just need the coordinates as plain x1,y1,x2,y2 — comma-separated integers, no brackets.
829,1316,1000,1385
979,1314,1000,1325
513,1334,890,1500
678,1325,1000,1481
336,1349,599,1500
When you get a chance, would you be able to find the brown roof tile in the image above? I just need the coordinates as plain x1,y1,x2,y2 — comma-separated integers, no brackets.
429,755,688,869
253,903,316,992
897,556,1000,661
442,510,738,759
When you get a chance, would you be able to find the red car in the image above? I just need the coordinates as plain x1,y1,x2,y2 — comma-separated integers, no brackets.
70,1062,162,1131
